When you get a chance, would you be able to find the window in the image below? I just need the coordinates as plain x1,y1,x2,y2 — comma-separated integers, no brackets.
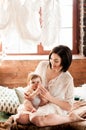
0,0,78,55
59,0,73,50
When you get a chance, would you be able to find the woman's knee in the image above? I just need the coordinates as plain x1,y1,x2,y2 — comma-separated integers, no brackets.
16,114,29,125
31,116,46,127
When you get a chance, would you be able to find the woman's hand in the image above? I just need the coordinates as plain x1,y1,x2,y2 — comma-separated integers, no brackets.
39,85,53,103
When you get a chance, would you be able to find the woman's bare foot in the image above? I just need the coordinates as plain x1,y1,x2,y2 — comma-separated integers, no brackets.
4,116,14,127
0,116,14,129
69,111,86,122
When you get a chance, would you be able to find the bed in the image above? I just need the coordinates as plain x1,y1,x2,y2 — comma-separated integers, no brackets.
0,85,86,130
0,59,86,130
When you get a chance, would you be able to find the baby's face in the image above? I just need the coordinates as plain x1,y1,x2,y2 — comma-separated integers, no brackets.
30,77,41,90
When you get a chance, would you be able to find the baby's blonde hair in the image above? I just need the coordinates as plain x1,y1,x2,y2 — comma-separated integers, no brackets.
27,72,42,84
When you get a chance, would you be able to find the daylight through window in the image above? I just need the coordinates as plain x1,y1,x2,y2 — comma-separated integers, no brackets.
0,0,73,54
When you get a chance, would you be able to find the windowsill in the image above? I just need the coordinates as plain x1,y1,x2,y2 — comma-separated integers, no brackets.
0,54,49,60
73,55,86,59
0,54,86,60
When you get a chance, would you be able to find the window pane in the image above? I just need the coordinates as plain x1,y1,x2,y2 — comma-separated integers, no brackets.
59,28,72,49
60,6,73,27
59,0,73,50
60,0,73,5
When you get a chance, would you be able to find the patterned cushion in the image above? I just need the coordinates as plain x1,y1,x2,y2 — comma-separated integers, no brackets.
0,86,20,114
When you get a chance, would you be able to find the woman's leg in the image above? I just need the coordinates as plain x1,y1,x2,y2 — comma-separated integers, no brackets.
30,112,84,127
16,113,30,125
1,113,30,129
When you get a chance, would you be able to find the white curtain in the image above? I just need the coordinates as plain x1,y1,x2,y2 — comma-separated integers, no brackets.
0,0,60,50
41,0,60,47
0,0,41,41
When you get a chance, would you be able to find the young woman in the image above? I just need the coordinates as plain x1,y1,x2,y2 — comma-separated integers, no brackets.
28,45,75,126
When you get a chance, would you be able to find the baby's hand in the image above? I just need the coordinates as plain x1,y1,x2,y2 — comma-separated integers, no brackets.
24,91,34,100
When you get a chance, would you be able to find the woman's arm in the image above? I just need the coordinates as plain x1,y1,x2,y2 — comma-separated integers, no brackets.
39,86,72,111
39,95,48,106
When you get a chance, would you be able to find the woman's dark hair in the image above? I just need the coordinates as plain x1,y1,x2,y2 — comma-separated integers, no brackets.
49,45,72,72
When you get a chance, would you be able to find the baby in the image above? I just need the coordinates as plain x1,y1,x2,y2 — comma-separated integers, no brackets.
21,73,47,113
4,73,48,126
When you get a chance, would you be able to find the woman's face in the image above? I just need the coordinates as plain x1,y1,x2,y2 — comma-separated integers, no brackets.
50,53,62,71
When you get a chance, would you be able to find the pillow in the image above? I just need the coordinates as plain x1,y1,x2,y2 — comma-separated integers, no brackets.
15,87,26,104
0,86,20,114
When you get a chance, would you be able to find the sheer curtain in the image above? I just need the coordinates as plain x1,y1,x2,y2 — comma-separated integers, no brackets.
41,0,60,49
0,0,60,53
